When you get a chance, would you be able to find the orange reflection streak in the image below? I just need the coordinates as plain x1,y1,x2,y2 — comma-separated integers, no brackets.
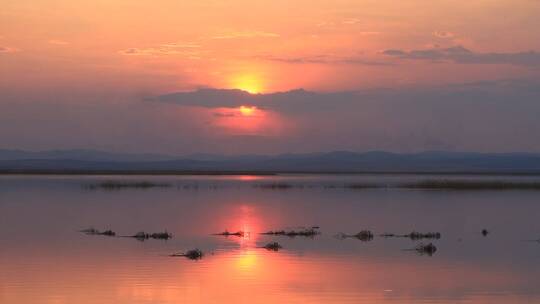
211,106,285,137
214,203,262,247
236,175,265,181
236,204,259,246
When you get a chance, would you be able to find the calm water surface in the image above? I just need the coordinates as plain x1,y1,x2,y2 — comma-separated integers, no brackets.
1,174,540,304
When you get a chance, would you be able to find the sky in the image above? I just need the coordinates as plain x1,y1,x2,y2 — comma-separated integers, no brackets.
1,0,540,155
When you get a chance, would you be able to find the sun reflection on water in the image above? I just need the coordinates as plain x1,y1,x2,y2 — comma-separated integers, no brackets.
235,249,259,271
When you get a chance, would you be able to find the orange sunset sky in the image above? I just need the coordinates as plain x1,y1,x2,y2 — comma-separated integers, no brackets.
1,0,540,154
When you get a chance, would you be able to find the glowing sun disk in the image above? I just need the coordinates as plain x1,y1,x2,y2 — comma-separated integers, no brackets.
232,75,263,94
239,106,256,116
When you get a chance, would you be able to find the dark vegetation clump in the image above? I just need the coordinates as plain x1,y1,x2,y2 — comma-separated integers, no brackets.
354,230,374,241
80,227,116,237
378,231,441,240
86,181,172,190
262,242,282,251
133,231,150,240
400,179,540,190
336,230,374,241
261,227,321,238
401,231,441,240
80,227,100,235
414,243,438,256
254,183,384,190
150,232,173,239
130,231,172,241
100,230,116,236
254,183,296,190
481,229,489,237
170,249,204,260
213,230,246,237
179,183,200,190
344,183,385,189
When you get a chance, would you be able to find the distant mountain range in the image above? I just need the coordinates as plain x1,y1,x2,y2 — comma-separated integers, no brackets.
1,149,540,174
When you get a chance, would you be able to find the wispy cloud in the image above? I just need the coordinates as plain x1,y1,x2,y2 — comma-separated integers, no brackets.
341,18,362,25
160,42,201,48
0,46,19,53
316,18,380,34
119,42,202,57
211,30,280,39
433,31,455,39
382,46,540,67
48,39,70,45
258,54,394,66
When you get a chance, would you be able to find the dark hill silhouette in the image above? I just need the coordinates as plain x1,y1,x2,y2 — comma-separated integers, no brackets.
1,149,540,174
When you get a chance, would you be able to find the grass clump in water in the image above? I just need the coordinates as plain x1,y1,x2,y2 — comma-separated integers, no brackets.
129,231,172,241
80,227,116,237
213,230,246,237
336,230,374,241
170,249,204,260
413,243,437,256
261,227,321,238
261,242,283,251
379,231,441,240
403,231,441,240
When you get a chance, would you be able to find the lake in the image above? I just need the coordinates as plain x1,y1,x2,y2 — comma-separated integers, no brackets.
1,174,540,304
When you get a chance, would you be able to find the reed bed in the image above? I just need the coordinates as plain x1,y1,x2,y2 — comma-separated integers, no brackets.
170,249,204,260
336,230,374,241
85,181,172,190
80,227,116,236
261,227,321,238
261,242,283,251
413,243,437,256
213,230,246,237
400,179,540,190
129,231,173,241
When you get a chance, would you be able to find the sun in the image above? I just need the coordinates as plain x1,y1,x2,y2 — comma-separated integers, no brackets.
231,74,263,94
239,106,256,116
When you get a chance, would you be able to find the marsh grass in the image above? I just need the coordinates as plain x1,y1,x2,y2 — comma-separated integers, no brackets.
128,231,172,241
261,227,321,238
261,242,282,251
213,230,246,237
403,231,441,240
254,179,540,191
336,230,374,241
400,179,540,190
255,183,383,190
254,183,297,189
80,227,116,237
413,243,437,256
85,181,172,190
170,249,204,260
